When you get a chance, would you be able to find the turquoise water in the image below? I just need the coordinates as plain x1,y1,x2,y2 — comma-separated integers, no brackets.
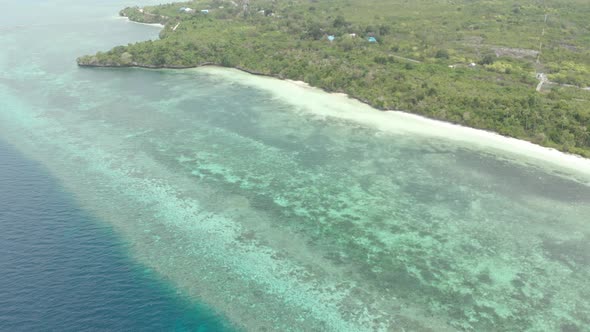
0,140,231,331
1,0,589,331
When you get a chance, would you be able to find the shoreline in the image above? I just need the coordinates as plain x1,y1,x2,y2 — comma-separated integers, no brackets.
286,74,590,165
77,61,590,183
79,16,590,180
112,15,165,28
81,10,590,161
196,66,590,182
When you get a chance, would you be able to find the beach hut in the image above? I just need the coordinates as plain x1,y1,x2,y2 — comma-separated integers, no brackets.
327,35,335,42
367,36,377,43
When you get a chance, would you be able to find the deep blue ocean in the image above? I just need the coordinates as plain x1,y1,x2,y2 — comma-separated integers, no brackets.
0,140,230,331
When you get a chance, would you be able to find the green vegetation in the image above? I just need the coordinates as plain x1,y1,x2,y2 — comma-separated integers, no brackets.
78,0,590,157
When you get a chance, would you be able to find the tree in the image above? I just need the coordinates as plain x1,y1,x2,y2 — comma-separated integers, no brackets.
306,22,324,40
435,49,449,59
480,54,496,65
378,24,391,35
333,16,348,28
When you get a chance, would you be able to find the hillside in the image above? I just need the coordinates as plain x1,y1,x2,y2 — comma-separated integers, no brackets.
78,0,590,157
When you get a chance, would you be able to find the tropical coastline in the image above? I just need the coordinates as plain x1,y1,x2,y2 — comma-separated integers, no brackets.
79,59,590,178
115,16,165,28
78,0,590,158
0,1,236,331
3,1,590,329
281,72,590,175
79,46,590,184
197,66,590,184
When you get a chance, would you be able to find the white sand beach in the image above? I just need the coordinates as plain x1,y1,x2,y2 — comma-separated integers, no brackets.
197,66,590,184
112,16,165,28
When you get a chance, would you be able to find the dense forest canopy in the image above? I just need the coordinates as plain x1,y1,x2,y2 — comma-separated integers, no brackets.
79,0,590,157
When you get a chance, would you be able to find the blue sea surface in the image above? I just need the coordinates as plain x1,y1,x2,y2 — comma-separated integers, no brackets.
0,140,231,331
1,0,589,330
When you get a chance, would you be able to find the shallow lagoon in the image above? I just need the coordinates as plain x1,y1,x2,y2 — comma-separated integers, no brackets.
1,1,589,331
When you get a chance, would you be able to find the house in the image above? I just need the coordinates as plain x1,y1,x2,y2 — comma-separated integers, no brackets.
201,9,210,14
468,62,477,67
348,33,357,38
327,35,335,42
367,36,377,43
179,7,194,13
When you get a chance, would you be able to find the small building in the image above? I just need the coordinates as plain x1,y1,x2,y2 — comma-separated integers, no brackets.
348,33,357,38
327,35,335,42
468,62,477,67
201,9,210,14
179,7,194,13
367,36,377,43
